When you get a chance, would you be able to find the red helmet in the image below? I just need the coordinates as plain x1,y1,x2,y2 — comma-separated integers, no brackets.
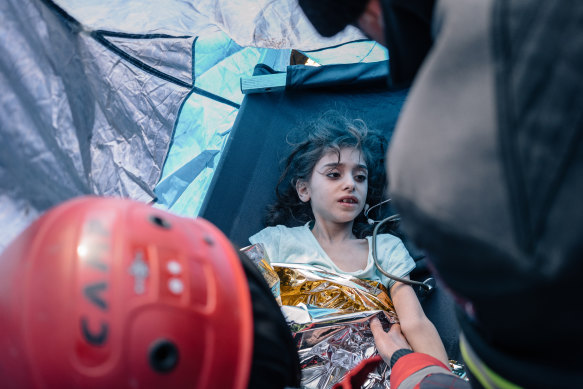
0,196,253,389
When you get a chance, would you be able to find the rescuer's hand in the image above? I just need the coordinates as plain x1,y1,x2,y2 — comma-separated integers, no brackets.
370,318,411,365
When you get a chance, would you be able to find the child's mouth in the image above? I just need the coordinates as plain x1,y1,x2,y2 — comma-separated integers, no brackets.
338,197,358,205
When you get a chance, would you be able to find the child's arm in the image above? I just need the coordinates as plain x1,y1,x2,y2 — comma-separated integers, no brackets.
390,277,449,367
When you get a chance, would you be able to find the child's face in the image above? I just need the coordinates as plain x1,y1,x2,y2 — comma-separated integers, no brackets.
297,147,368,225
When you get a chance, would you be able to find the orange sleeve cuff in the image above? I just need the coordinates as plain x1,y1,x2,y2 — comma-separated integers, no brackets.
390,353,450,388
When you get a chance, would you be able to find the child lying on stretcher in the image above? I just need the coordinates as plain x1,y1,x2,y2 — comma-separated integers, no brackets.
249,111,448,366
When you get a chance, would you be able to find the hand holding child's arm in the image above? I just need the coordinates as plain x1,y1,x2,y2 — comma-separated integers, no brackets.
370,318,411,365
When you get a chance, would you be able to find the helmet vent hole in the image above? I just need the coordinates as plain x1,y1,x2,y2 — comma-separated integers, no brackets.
149,339,179,373
149,215,171,229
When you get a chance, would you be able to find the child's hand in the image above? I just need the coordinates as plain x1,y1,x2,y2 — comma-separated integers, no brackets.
370,317,412,365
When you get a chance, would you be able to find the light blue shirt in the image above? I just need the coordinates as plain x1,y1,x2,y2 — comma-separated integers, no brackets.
249,223,415,289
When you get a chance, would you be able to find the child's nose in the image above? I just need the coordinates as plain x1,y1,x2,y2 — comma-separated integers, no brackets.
343,177,356,191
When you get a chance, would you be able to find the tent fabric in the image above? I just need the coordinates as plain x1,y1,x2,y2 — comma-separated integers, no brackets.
300,40,389,65
56,0,365,50
1,0,192,251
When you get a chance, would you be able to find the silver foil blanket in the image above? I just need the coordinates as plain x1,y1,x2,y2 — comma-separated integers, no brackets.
283,305,393,389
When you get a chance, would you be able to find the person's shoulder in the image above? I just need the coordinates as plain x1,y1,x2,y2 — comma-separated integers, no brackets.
264,224,306,234
277,223,314,240
367,233,412,261
250,225,282,243
368,233,404,247
250,224,305,241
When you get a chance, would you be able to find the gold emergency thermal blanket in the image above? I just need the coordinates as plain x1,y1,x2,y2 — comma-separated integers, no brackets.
241,243,397,388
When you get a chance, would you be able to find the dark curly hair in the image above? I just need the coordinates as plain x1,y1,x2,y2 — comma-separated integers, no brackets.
264,110,392,238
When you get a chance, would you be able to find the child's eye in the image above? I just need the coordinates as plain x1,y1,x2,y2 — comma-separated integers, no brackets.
326,171,341,179
355,174,367,183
